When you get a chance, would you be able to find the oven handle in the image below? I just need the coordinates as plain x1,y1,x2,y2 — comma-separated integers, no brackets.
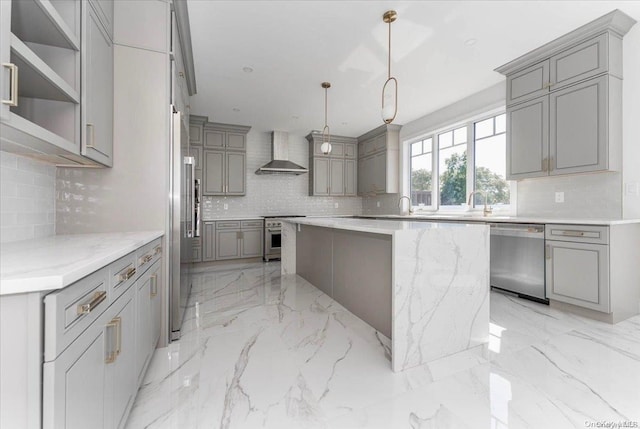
267,228,281,233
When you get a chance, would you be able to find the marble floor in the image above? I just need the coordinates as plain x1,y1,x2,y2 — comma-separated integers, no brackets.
124,262,640,429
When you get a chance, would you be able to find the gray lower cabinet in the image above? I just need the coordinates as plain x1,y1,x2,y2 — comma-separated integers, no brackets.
42,239,163,429
199,220,263,262
202,222,216,262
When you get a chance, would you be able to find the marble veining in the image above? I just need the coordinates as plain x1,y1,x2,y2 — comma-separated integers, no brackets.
125,262,640,428
0,231,163,295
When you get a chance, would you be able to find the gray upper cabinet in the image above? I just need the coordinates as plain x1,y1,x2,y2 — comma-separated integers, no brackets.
81,2,114,167
199,121,250,196
496,11,635,180
306,132,358,197
357,124,401,195
89,0,114,40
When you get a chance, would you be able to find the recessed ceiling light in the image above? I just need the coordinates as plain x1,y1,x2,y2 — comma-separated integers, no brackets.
464,38,477,46
242,66,254,73
341,122,348,125
232,108,240,112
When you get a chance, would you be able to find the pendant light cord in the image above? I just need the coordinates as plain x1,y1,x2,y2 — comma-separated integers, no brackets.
388,19,391,79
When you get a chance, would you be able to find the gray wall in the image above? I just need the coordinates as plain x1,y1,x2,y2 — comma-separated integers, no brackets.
201,129,362,219
0,151,56,243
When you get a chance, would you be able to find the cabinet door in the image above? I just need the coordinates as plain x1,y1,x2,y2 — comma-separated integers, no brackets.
546,241,609,312
189,145,202,170
226,152,246,195
89,0,114,39
329,158,344,196
313,157,330,196
107,290,136,429
216,230,241,260
344,143,357,159
241,229,263,258
43,318,107,429
226,132,246,150
135,276,152,383
550,34,607,90
345,159,357,196
190,124,202,145
150,263,161,349
203,150,224,195
0,0,10,122
506,60,550,105
372,152,387,193
506,96,549,180
357,158,365,195
204,130,224,148
82,3,114,166
202,222,216,262
550,76,607,175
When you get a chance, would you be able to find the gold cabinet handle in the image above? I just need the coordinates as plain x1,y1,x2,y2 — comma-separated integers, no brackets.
561,230,585,237
541,157,548,172
105,316,120,364
119,267,136,282
140,254,153,265
2,63,18,106
150,274,158,297
77,291,107,315
543,82,554,89
154,245,162,255
549,156,554,171
545,244,551,260
115,317,122,357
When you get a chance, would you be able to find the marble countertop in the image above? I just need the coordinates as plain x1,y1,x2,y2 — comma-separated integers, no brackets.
281,217,485,235
1,231,164,296
359,214,640,226
201,217,263,222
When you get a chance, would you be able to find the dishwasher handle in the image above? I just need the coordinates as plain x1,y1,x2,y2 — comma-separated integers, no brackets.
490,224,544,238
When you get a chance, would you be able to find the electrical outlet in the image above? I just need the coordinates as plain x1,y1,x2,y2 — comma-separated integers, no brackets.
555,192,564,203
625,182,640,196
334,202,339,208
376,201,381,208
223,203,228,210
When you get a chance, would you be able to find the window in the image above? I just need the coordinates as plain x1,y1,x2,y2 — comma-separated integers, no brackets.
408,111,513,212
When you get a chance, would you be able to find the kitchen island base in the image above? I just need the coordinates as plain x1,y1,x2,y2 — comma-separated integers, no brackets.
282,218,490,372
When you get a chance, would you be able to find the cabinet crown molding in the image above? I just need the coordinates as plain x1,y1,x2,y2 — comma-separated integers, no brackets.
203,122,251,134
357,123,402,143
189,114,208,125
495,9,636,76
305,131,357,145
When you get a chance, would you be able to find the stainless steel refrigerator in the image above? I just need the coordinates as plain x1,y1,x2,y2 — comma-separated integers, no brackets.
169,107,199,341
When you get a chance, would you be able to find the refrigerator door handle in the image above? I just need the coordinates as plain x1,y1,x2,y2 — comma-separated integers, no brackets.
194,179,201,238
184,156,195,238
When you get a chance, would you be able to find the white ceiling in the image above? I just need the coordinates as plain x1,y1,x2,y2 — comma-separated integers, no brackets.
187,1,640,137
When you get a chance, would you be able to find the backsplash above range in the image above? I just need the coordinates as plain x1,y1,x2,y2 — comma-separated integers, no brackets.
200,130,362,219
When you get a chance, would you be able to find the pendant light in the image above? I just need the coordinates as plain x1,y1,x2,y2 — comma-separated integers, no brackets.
382,10,398,124
320,82,332,154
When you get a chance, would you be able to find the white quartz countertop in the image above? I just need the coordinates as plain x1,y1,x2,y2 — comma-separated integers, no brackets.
0,231,164,296
281,217,485,235
359,214,640,226
201,217,263,222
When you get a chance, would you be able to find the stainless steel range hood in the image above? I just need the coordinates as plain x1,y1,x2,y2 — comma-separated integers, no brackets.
255,131,308,175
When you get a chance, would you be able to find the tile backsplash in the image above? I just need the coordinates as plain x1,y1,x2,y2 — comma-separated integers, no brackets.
201,130,362,219
0,151,56,243
516,172,622,219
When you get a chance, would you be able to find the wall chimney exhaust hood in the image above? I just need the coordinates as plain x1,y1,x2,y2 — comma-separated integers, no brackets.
255,131,309,175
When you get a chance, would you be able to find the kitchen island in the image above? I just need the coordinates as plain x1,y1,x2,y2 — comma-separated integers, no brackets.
281,217,489,372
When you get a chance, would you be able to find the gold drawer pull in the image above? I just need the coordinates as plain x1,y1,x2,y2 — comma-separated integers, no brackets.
119,267,136,282
561,231,585,237
154,245,162,255
150,274,158,297
140,254,153,265
77,291,107,315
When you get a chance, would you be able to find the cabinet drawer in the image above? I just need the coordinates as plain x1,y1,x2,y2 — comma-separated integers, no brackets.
241,220,263,229
137,238,162,275
109,252,137,302
216,221,241,230
44,268,109,361
545,224,609,244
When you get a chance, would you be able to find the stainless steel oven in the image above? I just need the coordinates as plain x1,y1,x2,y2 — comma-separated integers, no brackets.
263,215,305,261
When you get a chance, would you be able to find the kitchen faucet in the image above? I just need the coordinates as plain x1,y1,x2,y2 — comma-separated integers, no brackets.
398,195,413,215
467,191,493,216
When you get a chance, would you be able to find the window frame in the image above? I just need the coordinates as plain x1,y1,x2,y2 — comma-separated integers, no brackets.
407,108,514,214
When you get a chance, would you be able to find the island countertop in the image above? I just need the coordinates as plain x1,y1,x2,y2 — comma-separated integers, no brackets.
280,216,485,235
0,231,164,296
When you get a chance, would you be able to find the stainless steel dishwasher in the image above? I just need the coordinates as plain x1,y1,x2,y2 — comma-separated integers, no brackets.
490,223,548,303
